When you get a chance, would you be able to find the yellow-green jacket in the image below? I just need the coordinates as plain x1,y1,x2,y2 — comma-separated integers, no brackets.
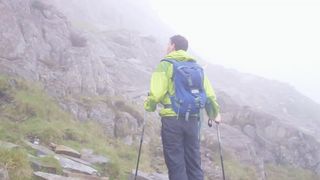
144,50,220,119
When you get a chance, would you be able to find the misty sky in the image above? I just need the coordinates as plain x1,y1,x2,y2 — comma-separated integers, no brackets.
149,0,320,103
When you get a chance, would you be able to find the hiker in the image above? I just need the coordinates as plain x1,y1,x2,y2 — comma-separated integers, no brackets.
144,35,221,180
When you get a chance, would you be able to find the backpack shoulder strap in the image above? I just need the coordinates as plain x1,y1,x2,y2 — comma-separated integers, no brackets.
161,59,178,66
161,59,179,79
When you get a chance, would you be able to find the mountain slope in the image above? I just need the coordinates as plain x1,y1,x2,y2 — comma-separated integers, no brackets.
0,0,320,179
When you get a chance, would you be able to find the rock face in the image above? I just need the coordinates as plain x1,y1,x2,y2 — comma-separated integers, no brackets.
0,0,160,140
0,167,9,180
1,0,320,179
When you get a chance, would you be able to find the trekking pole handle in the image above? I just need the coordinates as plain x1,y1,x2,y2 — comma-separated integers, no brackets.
208,119,213,127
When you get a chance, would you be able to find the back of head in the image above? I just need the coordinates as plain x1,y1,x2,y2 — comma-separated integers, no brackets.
170,35,189,51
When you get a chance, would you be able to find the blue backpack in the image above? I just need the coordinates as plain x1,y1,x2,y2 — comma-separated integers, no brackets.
162,59,207,120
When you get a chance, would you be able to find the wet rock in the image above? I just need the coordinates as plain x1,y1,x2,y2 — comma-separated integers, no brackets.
61,154,92,166
80,149,109,165
33,171,76,180
55,155,98,175
63,170,109,180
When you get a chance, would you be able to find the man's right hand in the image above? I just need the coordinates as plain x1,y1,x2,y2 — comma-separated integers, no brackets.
208,113,221,127
214,113,221,124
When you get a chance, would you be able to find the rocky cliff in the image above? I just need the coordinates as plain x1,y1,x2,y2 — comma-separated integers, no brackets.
1,0,320,179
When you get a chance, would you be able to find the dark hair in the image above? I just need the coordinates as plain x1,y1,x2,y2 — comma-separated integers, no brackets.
170,35,188,51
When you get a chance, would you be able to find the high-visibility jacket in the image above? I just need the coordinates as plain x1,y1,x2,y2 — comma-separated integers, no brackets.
144,50,219,118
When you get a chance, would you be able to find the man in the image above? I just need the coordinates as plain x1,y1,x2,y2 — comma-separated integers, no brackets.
144,35,220,180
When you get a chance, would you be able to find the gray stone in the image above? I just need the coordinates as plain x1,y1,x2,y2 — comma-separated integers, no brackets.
24,140,55,157
243,125,256,138
114,112,138,139
128,170,149,180
60,154,92,166
63,170,109,180
55,155,98,175
80,149,109,165
0,167,9,180
29,155,58,174
149,173,169,180
0,140,19,149
54,145,81,158
33,171,77,180
128,170,168,180
315,163,320,175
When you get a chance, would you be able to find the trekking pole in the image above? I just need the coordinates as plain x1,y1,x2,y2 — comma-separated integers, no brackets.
134,111,146,180
208,119,226,180
216,123,226,180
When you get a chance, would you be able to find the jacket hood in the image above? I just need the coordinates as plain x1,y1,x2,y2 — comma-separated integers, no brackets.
165,50,195,61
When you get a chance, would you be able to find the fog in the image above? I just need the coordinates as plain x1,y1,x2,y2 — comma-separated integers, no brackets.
149,0,320,103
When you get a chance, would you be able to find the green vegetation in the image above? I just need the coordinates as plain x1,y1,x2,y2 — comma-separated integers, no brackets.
266,164,320,180
28,155,63,174
0,75,153,179
207,142,257,180
0,148,33,180
2,75,318,180
224,158,257,180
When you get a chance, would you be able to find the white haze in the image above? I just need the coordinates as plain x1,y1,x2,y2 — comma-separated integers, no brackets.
149,0,320,103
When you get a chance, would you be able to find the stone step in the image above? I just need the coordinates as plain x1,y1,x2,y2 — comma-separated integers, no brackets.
54,145,81,158
29,156,58,174
80,149,109,165
63,170,109,180
33,171,77,180
128,170,168,180
55,155,98,175
0,140,19,149
24,140,55,157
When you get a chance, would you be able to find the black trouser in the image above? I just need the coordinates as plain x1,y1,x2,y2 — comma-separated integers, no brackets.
161,116,204,180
